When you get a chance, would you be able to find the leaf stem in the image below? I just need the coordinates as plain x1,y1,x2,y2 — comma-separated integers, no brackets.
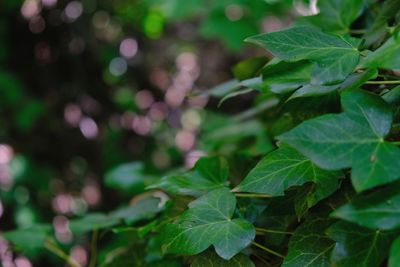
366,80,400,85
234,192,272,198
89,229,98,267
349,29,367,34
251,241,284,258
44,239,82,267
391,141,400,145
256,227,293,235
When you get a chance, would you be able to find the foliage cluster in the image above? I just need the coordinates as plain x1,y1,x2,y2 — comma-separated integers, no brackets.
2,0,400,266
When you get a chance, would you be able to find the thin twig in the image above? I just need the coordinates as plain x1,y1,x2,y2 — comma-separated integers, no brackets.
251,241,285,258
234,192,272,198
89,229,99,267
349,29,367,34
256,227,293,235
366,80,400,85
44,239,82,267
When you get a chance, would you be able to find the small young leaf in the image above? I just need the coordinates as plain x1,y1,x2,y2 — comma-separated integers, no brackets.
247,27,361,85
161,188,255,260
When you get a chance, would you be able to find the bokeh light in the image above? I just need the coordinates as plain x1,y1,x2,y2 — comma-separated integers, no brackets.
119,38,138,59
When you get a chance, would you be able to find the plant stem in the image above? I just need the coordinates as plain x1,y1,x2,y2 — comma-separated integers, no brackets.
45,239,82,267
256,227,293,235
234,192,272,198
349,29,367,34
251,241,284,258
89,229,99,267
366,80,400,85
391,141,400,145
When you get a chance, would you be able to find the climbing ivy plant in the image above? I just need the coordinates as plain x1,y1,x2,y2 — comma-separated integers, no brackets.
4,0,400,266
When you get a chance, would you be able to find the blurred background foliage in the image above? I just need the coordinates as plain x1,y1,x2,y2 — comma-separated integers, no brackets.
0,0,315,266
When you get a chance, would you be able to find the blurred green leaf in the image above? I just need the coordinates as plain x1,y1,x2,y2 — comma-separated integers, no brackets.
191,251,255,266
105,162,150,193
151,156,229,195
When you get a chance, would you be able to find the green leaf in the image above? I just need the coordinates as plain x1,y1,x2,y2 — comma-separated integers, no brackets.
327,221,398,267
279,90,400,191
262,59,312,94
110,196,166,225
288,69,378,100
362,37,400,70
235,146,340,206
70,196,165,234
282,218,335,267
105,162,148,193
151,156,229,195
297,0,364,33
362,0,400,47
191,251,255,267
3,224,51,253
69,213,120,234
232,56,268,81
389,236,400,267
382,85,400,105
203,79,240,97
247,27,361,85
0,72,23,106
161,188,255,260
333,183,400,230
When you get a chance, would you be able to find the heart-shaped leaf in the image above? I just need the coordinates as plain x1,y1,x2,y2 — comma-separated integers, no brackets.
247,27,361,85
235,146,341,208
279,90,400,191
161,188,255,260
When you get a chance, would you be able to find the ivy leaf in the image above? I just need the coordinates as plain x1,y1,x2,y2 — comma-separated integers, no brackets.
279,90,400,192
235,146,340,208
332,183,400,230
297,0,364,33
246,27,361,85
69,213,120,234
362,0,400,47
70,196,165,234
110,196,166,225
327,221,398,267
361,37,400,70
105,162,148,193
389,236,400,267
383,85,400,105
191,251,255,267
161,188,255,260
282,218,335,267
262,59,312,94
289,69,378,100
150,156,229,195
3,224,51,254
232,56,268,81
